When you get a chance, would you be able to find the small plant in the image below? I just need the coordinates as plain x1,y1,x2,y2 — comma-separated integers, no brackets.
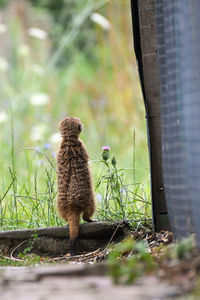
168,235,195,260
19,246,33,256
95,146,151,228
107,237,155,285
18,233,39,257
0,253,41,266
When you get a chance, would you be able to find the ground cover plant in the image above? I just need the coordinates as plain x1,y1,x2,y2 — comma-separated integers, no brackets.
0,0,150,231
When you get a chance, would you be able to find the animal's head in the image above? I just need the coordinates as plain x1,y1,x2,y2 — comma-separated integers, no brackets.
59,117,83,138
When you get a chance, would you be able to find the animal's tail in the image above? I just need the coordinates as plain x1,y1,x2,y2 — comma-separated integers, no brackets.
67,212,80,256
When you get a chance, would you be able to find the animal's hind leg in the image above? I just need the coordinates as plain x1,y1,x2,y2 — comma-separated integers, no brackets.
67,212,80,256
82,204,95,223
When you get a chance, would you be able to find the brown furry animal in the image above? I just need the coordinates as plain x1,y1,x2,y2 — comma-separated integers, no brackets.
57,117,95,255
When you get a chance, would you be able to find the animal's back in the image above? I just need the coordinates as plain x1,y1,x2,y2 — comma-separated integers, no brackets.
57,139,95,214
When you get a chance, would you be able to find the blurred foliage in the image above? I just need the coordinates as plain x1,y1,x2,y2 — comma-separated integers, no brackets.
166,235,195,261
1,0,106,65
108,237,155,284
0,0,8,8
28,0,101,66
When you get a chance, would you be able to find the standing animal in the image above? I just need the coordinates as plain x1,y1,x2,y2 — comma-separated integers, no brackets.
57,117,95,256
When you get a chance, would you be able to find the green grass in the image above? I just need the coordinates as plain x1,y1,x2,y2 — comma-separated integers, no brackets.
0,0,151,231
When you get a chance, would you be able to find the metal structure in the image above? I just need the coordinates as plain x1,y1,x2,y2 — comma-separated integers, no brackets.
131,0,200,243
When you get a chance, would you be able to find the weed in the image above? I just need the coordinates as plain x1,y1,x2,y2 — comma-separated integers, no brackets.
96,147,151,228
0,254,41,267
107,237,155,284
167,235,195,261
19,246,33,257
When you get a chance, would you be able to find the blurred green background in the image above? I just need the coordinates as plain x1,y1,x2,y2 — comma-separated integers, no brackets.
0,0,150,229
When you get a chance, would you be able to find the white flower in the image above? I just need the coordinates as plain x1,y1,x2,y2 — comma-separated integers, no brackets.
30,93,49,106
90,13,111,31
17,44,30,57
0,23,7,34
30,124,47,142
0,110,8,123
0,57,9,72
49,132,61,144
32,64,44,76
28,27,47,40
96,193,103,203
